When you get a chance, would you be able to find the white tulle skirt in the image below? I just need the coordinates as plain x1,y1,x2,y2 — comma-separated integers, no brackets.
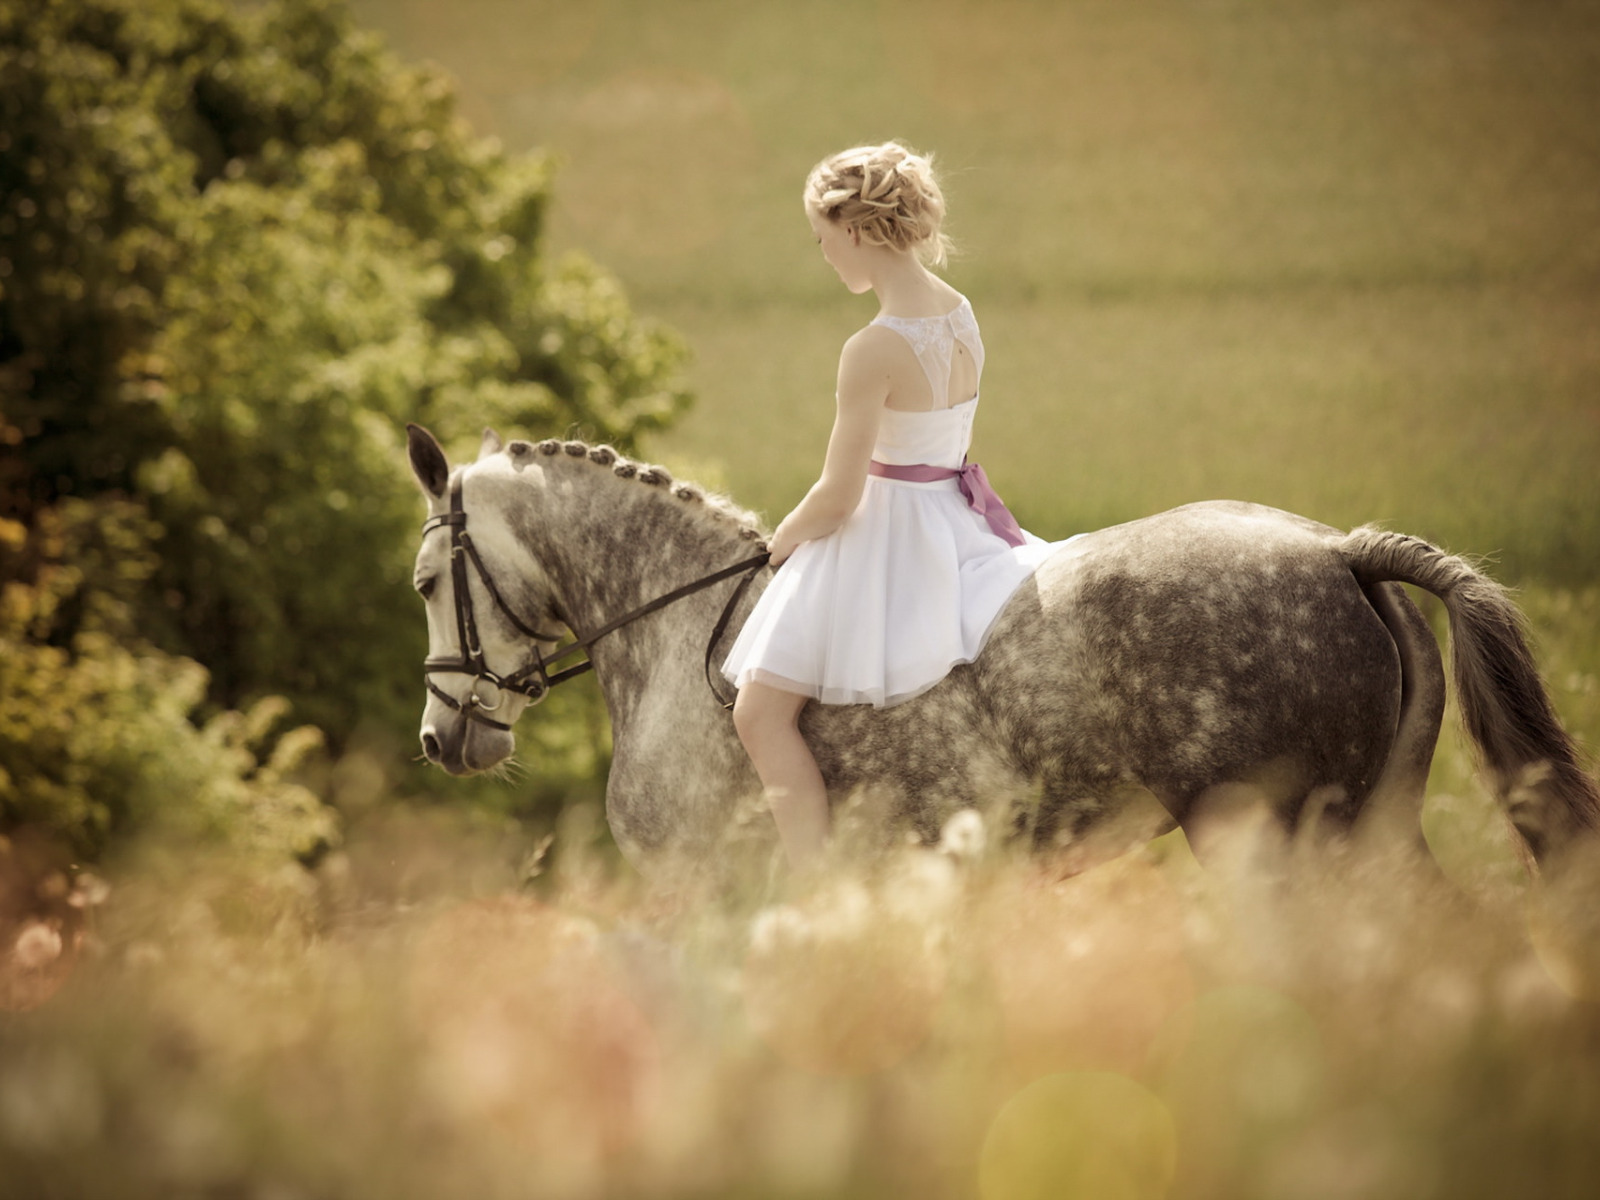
722,475,1063,708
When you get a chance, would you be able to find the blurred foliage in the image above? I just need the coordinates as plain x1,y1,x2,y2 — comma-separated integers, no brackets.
0,0,689,859
0,501,336,861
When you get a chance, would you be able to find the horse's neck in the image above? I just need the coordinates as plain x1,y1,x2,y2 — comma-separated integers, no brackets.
500,462,759,648
523,464,764,782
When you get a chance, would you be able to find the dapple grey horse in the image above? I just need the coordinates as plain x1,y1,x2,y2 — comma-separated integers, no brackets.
407,424,1599,876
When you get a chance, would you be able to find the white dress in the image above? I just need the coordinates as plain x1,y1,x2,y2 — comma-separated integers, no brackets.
722,296,1064,708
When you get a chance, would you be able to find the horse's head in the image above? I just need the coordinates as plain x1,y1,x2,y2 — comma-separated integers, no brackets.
407,423,566,775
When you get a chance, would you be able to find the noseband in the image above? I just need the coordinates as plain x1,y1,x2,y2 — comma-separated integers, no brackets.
421,476,768,731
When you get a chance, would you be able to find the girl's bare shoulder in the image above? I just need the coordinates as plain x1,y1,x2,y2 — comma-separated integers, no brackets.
840,322,905,365
832,325,902,404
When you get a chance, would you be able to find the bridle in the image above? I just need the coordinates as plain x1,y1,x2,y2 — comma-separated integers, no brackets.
421,476,769,731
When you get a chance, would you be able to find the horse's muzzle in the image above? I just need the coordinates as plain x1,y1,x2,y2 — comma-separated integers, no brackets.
420,718,514,776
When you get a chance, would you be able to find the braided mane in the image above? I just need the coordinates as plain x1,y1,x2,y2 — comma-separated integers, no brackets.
514,437,768,544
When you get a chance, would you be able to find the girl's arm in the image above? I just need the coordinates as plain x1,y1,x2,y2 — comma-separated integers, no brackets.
768,329,892,564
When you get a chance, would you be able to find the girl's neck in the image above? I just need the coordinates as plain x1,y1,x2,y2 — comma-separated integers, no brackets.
867,251,954,317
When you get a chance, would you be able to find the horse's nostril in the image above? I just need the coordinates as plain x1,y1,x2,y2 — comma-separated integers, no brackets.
421,731,442,762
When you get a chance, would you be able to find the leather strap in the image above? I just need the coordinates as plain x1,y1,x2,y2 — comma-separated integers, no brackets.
703,561,767,710
421,474,769,719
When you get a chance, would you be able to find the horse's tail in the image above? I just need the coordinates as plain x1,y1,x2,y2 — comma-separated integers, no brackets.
1337,526,1600,866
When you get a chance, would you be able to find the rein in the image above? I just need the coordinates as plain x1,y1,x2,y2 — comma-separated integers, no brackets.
422,476,768,730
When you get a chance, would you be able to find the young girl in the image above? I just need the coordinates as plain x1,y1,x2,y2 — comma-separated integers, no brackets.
722,142,1061,867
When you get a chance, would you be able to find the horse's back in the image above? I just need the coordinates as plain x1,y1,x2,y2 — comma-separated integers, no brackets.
976,502,1404,831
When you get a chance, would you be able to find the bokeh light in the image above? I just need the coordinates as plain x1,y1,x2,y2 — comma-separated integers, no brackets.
979,1071,1177,1200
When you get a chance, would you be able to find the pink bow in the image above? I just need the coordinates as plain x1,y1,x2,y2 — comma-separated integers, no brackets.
867,458,1027,547
954,460,1026,547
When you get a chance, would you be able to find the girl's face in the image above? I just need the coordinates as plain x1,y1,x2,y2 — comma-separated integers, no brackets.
808,209,873,294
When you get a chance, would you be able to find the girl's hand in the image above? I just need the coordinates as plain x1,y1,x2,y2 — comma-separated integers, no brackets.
768,522,801,565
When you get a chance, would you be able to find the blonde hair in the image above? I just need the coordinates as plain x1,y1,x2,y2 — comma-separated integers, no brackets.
804,141,952,267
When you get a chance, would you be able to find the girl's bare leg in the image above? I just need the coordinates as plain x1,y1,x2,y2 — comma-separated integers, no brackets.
732,681,830,867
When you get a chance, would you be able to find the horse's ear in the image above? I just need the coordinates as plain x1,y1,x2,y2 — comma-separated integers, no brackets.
407,423,450,499
479,428,504,460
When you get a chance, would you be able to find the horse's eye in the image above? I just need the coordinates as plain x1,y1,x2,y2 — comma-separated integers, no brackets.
417,577,436,600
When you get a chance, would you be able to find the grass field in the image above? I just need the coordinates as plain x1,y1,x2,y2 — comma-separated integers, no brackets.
5,2,1598,1197
343,0,1600,760
350,0,1600,581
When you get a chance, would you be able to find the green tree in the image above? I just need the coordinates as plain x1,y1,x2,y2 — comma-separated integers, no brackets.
0,499,337,861
1,0,686,853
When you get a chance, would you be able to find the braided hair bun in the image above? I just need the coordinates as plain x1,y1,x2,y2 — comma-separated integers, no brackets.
804,142,952,267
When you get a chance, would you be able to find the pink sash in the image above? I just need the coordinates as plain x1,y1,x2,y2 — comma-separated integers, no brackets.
868,459,1026,547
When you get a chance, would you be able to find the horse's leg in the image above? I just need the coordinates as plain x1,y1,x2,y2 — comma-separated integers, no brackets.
1352,582,1446,861
1029,774,1178,877
1178,766,1301,871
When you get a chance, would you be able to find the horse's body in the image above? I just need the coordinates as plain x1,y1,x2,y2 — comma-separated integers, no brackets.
408,427,1600,875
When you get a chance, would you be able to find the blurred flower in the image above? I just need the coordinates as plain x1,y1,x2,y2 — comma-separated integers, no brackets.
742,872,949,1074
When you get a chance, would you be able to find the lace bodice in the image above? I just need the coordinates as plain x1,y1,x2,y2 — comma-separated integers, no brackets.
871,296,985,411
870,296,985,470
